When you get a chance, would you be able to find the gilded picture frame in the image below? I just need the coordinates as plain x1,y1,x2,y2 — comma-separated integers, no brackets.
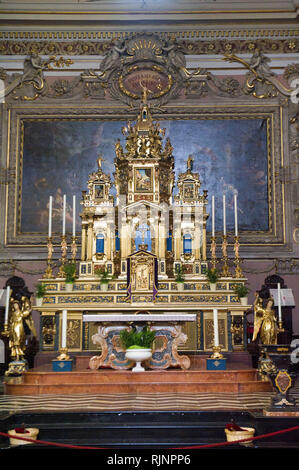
0,102,288,260
134,167,153,193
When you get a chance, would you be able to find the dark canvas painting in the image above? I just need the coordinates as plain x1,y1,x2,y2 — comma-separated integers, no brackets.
21,118,269,234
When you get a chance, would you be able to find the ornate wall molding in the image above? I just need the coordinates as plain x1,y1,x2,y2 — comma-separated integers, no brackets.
0,37,298,57
0,33,298,261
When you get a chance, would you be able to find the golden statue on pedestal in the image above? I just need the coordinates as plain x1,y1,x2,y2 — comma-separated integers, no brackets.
5,295,37,363
252,292,277,345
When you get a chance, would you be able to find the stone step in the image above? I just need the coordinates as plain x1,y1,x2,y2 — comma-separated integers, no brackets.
5,379,271,395
22,369,258,385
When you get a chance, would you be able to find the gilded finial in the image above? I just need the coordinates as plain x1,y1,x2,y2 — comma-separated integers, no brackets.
97,154,104,170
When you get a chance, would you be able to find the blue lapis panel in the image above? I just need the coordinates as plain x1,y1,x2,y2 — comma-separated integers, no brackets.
52,360,73,372
206,358,227,370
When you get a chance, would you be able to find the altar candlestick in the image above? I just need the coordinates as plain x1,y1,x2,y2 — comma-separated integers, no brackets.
48,196,53,238
61,309,67,349
72,195,76,237
62,194,66,236
234,193,238,237
213,308,219,347
277,283,282,322
223,195,226,236
4,286,10,325
212,195,215,237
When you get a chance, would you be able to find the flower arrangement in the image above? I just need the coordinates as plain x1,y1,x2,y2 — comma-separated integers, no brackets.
35,283,47,298
174,264,186,283
234,283,250,299
206,268,219,284
120,326,156,350
95,267,113,284
63,262,76,284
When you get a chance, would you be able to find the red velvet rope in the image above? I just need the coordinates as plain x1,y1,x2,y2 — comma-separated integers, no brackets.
1,424,299,449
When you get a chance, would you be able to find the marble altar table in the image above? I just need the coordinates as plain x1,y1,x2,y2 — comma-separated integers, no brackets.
83,313,197,370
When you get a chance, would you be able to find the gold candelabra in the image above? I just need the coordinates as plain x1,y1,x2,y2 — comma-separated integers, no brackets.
56,347,70,361
233,235,244,278
221,234,230,277
210,345,224,359
58,235,68,278
210,236,217,271
71,236,77,262
44,236,54,279
277,320,285,334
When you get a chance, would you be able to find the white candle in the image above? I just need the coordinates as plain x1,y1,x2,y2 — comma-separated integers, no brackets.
72,195,76,237
213,308,219,347
223,194,226,236
61,309,67,348
4,286,10,325
62,194,66,236
212,195,215,237
277,283,282,322
234,193,238,237
48,196,53,238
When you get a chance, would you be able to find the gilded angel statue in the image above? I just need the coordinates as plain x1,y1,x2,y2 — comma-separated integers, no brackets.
252,292,277,345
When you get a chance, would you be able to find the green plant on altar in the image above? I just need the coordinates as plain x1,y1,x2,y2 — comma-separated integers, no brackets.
206,268,219,284
234,283,250,299
63,261,76,284
120,326,156,350
174,264,186,283
35,282,47,298
95,266,113,284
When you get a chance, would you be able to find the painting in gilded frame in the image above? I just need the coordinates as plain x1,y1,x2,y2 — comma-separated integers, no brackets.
183,183,195,199
134,168,153,193
20,117,269,235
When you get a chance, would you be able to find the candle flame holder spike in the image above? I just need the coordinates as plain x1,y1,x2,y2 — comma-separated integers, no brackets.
221,234,230,277
233,235,244,278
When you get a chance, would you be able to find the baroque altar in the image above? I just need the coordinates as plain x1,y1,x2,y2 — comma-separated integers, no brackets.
35,93,250,369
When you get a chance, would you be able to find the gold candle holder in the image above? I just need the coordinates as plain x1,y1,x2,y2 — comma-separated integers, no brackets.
71,236,77,261
210,345,224,359
56,348,70,361
2,323,9,337
233,235,244,278
210,236,217,271
57,235,68,278
277,320,285,334
44,236,54,279
221,234,230,277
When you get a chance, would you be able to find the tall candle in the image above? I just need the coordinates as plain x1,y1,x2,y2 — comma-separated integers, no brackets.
213,308,219,347
4,285,10,325
277,283,282,322
223,194,226,236
72,195,76,237
48,196,53,238
212,195,215,237
61,309,67,348
62,194,66,236
234,193,238,237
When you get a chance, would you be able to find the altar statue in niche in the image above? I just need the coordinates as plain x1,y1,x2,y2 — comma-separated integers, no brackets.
252,292,277,345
